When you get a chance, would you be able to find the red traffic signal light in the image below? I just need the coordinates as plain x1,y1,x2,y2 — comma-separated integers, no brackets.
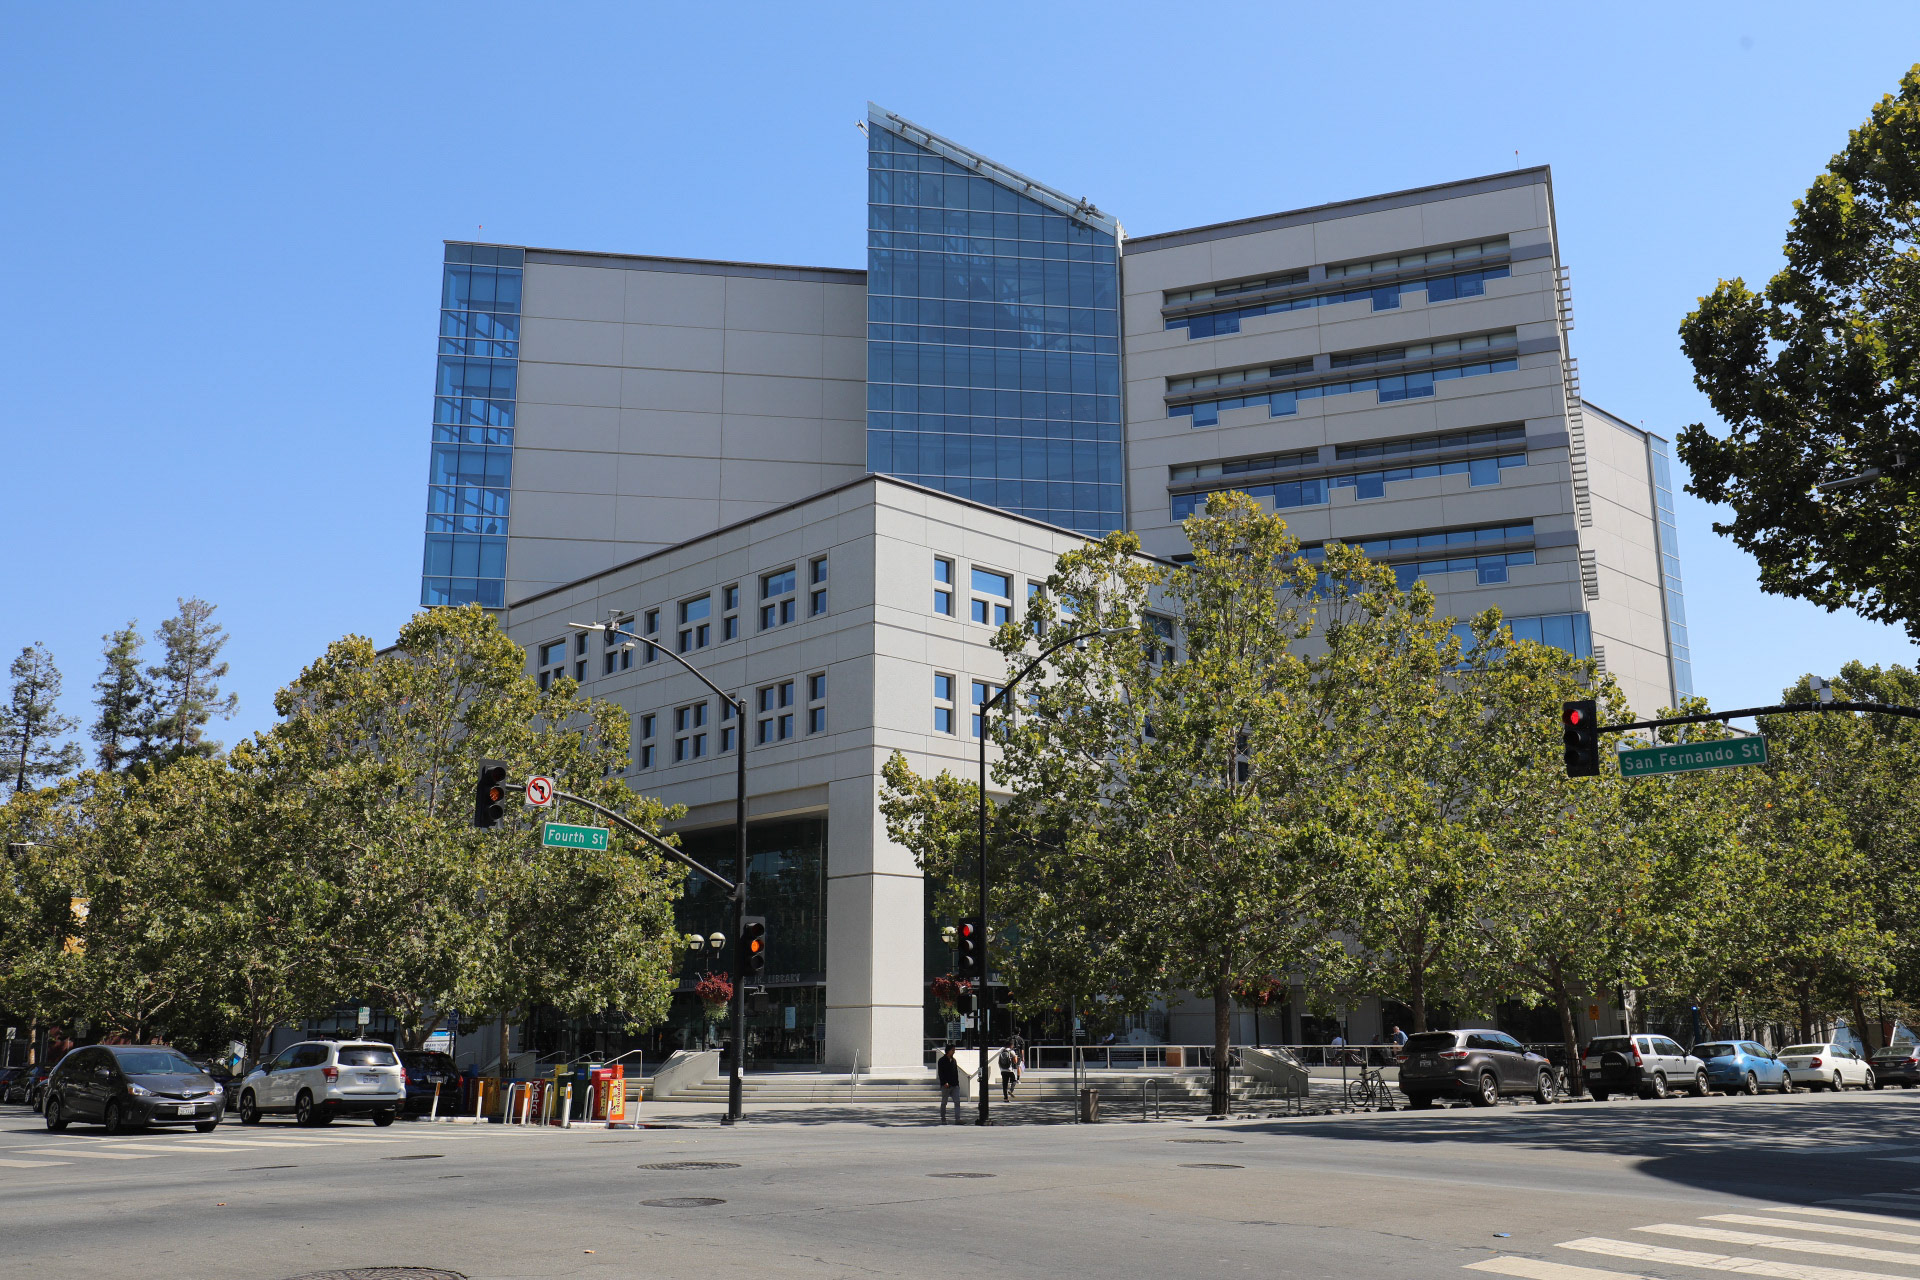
742,917,767,978
955,917,984,978
1562,700,1600,777
473,760,508,828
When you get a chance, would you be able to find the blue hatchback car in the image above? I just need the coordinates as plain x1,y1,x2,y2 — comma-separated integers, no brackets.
1694,1040,1792,1094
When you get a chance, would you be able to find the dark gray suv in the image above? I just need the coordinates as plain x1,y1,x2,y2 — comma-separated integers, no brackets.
1398,1029,1559,1108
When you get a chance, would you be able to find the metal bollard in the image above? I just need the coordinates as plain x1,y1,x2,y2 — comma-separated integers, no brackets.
428,1082,440,1121
520,1085,532,1125
585,1084,595,1123
473,1084,484,1123
560,1082,573,1129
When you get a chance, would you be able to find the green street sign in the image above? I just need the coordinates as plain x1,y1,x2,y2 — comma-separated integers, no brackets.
1618,736,1769,778
542,821,610,851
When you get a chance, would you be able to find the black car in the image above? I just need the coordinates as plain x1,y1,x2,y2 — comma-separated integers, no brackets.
18,1064,51,1109
399,1050,458,1112
1871,1046,1920,1087
1398,1029,1560,1108
44,1044,228,1134
0,1066,25,1102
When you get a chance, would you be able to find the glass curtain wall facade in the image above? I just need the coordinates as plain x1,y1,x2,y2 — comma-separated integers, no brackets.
865,110,1124,536
1649,435,1694,698
422,243,523,609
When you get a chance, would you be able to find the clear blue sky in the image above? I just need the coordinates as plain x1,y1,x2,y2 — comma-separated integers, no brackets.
3,5,1915,753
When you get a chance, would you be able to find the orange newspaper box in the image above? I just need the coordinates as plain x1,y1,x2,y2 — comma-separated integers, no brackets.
591,1065,626,1122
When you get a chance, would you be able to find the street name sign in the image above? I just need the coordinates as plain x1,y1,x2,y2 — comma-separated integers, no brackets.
542,821,610,851
1618,737,1768,778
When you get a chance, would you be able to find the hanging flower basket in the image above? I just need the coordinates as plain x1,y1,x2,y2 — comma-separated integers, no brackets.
695,971,733,1020
930,973,970,1019
1233,976,1284,1009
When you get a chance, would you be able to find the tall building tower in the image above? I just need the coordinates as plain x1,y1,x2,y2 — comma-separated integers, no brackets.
863,106,1125,537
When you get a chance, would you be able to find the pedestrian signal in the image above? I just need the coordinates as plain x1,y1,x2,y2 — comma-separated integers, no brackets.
1562,700,1600,777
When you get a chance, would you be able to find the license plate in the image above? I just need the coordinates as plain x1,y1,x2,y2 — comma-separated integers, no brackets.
1419,1058,1435,1066
174,1104,194,1115
358,1073,380,1084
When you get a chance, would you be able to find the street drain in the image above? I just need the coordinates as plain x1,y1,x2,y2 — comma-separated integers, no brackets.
1168,1138,1242,1144
638,1161,739,1171
928,1172,995,1179
1178,1162,1244,1169
381,1154,444,1161
641,1197,725,1208
276,1271,468,1280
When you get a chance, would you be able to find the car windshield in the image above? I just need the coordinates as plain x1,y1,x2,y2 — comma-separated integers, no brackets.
337,1046,399,1066
1781,1045,1826,1056
114,1050,203,1075
1694,1043,1738,1058
1874,1047,1910,1057
1586,1037,1632,1053
403,1052,454,1070
1403,1033,1457,1053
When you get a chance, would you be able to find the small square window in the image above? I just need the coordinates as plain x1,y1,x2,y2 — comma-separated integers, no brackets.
808,674,826,701
808,706,826,733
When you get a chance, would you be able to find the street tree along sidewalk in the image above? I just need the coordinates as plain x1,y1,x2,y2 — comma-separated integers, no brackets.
1677,63,1920,640
0,605,689,1064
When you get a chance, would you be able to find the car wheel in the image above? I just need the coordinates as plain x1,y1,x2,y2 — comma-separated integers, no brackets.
372,1108,396,1128
1691,1070,1710,1097
1643,1071,1669,1100
1535,1070,1558,1105
1779,1071,1796,1094
44,1096,68,1132
1744,1071,1760,1096
194,1119,219,1133
1865,1070,1878,1090
1471,1072,1499,1107
102,1101,127,1135
294,1090,317,1127
239,1090,262,1125
1831,1071,1844,1092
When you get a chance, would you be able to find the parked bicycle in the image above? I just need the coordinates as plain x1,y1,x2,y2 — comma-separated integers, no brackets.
1344,1062,1397,1111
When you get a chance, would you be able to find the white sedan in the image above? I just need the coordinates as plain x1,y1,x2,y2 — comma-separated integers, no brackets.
1777,1042,1875,1091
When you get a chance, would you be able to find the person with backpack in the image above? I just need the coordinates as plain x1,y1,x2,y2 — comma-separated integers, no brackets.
997,1044,1020,1101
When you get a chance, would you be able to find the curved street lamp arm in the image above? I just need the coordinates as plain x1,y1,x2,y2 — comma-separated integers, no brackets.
568,620,742,710
546,786,737,894
983,625,1138,713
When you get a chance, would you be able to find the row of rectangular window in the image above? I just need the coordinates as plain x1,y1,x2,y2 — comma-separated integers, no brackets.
1169,454,1527,520
1169,335,1510,395
440,263,522,312
867,254,1119,312
1167,267,1511,340
869,342,1122,397
1173,358,1518,426
869,229,1120,267
868,432,1124,485
433,396,515,429
421,577,505,609
1448,611,1592,660
930,673,1004,737
869,323,1121,356
426,514,505,536
443,243,525,267
635,674,828,767
440,308,520,343
1163,239,1507,306
869,295,1118,335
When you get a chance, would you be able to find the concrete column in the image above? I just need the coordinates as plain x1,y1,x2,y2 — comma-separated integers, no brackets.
822,767,925,1071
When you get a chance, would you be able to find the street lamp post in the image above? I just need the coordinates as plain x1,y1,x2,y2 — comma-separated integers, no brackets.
974,626,1132,1128
570,612,750,1124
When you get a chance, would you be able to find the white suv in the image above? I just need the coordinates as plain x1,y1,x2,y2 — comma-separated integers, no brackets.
238,1040,406,1127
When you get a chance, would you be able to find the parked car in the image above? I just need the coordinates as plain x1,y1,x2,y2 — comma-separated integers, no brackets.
1582,1034,1710,1100
197,1061,242,1109
1870,1045,1920,1087
18,1064,51,1110
0,1066,25,1102
399,1049,458,1112
1692,1040,1793,1095
1778,1042,1875,1091
1398,1029,1560,1108
43,1044,227,1133
237,1040,405,1126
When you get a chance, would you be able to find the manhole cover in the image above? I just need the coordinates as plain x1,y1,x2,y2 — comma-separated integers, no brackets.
1168,1138,1242,1144
928,1171,995,1179
638,1161,739,1171
277,1271,467,1280
1178,1162,1244,1169
641,1197,725,1208
381,1154,443,1161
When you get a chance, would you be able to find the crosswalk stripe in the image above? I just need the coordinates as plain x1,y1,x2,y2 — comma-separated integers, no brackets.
1466,1257,1655,1280
1816,1201,1920,1216
1850,1193,1920,1205
1560,1236,1911,1280
0,1158,68,1168
1708,1214,1920,1245
1635,1221,1920,1266
1771,1206,1920,1227
3,1148,161,1160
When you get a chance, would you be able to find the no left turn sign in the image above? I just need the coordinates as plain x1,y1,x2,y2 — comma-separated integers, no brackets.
525,776,554,807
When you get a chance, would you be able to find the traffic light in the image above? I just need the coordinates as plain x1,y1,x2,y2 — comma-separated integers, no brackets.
955,918,983,979
1562,699,1600,777
473,760,508,828
742,916,767,979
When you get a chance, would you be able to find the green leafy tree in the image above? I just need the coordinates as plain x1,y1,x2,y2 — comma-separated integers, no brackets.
887,493,1427,1111
90,622,150,773
260,604,685,1051
140,596,239,764
1676,64,1920,637
2,642,83,797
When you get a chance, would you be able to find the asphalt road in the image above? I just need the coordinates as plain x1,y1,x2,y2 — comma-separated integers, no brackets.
6,1088,1920,1280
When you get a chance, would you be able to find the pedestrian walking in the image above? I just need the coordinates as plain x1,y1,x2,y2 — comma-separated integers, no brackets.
997,1044,1019,1102
937,1044,963,1124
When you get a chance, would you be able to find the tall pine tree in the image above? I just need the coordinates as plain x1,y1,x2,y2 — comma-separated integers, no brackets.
91,621,149,772
141,597,239,764
2,642,83,796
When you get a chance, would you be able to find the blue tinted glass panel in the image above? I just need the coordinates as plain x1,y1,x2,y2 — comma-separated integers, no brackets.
866,122,1122,536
